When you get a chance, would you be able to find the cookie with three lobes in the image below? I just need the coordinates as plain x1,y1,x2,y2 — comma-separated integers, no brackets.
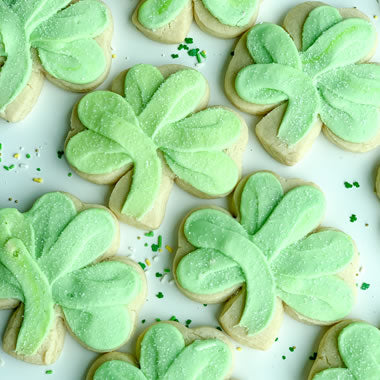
308,320,380,379
65,64,248,230
225,2,380,166
0,192,146,365
133,0,261,43
174,171,359,350
86,321,234,380
0,0,113,123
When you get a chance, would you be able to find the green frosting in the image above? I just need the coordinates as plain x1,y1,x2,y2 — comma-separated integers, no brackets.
94,323,232,380
66,64,241,221
0,0,109,112
137,0,258,29
0,192,142,355
314,322,380,380
235,5,380,145
176,172,355,335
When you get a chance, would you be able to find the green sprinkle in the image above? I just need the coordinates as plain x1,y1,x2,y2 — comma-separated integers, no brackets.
361,282,370,290
57,151,64,159
216,326,222,331
26,153,31,159
183,45,189,50
164,268,170,273
68,172,72,177
45,370,53,375
155,318,161,322
151,244,159,252
0,143,2,150
282,355,286,360
196,52,202,63
185,319,192,326
142,319,146,324
275,337,279,342
144,243,148,247
145,231,154,237
155,272,163,278
138,262,146,270
170,316,179,322
188,48,199,57
289,346,295,352
185,37,193,44
3,165,9,171
158,235,162,248
36,168,41,171
350,214,357,223
171,54,179,59
9,164,14,170
200,50,207,58
203,304,207,307
309,352,317,360
353,181,360,188
178,44,184,50
344,181,353,188
156,292,164,299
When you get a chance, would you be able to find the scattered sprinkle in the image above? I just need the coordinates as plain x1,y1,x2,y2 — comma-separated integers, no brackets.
374,15,378,19
344,181,353,188
156,292,164,299
309,352,317,361
26,153,31,159
170,316,179,322
344,181,360,189
353,181,360,188
282,355,286,360
185,37,193,44
142,319,146,324
155,318,161,322
112,54,116,58
156,272,163,278
68,172,72,177
13,153,20,159
185,319,192,327
137,236,141,240
138,262,146,270
145,231,154,237
57,151,64,159
144,243,148,247
236,347,242,351
171,54,179,59
33,177,43,183
203,304,207,307
158,248,163,253
36,168,41,171
158,235,162,248
145,259,151,267
165,245,173,253
289,346,296,352
45,370,53,375
350,214,357,223
200,50,207,58
164,268,170,273
188,48,199,57
361,282,370,290
275,337,279,342
216,326,222,331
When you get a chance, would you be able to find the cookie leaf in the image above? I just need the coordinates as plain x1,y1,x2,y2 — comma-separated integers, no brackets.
30,0,108,46
163,149,239,196
276,275,354,322
63,305,132,351
313,368,354,380
24,192,77,259
52,261,141,309
271,230,354,278
176,248,243,295
163,339,232,379
246,23,301,69
239,172,284,235
301,18,376,78
302,6,343,51
38,208,117,283
140,323,185,379
338,322,380,380
0,263,23,301
65,130,132,175
124,64,164,116
154,108,241,152
94,361,147,380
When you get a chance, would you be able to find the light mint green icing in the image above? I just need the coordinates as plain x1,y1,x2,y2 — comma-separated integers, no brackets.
66,64,242,221
0,192,143,355
177,172,355,335
138,0,258,30
201,0,258,27
94,323,232,380
314,322,380,380
235,5,380,145
0,0,109,112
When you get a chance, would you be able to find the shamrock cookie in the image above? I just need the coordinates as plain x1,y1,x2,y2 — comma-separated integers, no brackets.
86,321,234,380
65,64,247,230
132,0,261,43
0,0,113,123
0,192,146,365
174,171,358,350
225,2,380,165
308,320,380,379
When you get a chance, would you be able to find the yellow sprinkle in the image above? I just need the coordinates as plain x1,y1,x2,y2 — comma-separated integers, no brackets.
145,259,151,267
13,153,20,159
158,248,163,253
165,245,173,253
112,54,117,58
374,15,378,20
236,347,242,351
33,177,43,183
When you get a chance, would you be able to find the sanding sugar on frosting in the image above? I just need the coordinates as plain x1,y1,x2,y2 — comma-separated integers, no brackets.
90,322,233,380
175,172,357,348
312,322,380,379
0,0,110,114
233,5,380,149
65,64,245,228
0,192,144,363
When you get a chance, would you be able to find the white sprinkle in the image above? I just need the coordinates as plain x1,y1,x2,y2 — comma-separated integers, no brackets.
18,163,29,169
0,356,4,367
